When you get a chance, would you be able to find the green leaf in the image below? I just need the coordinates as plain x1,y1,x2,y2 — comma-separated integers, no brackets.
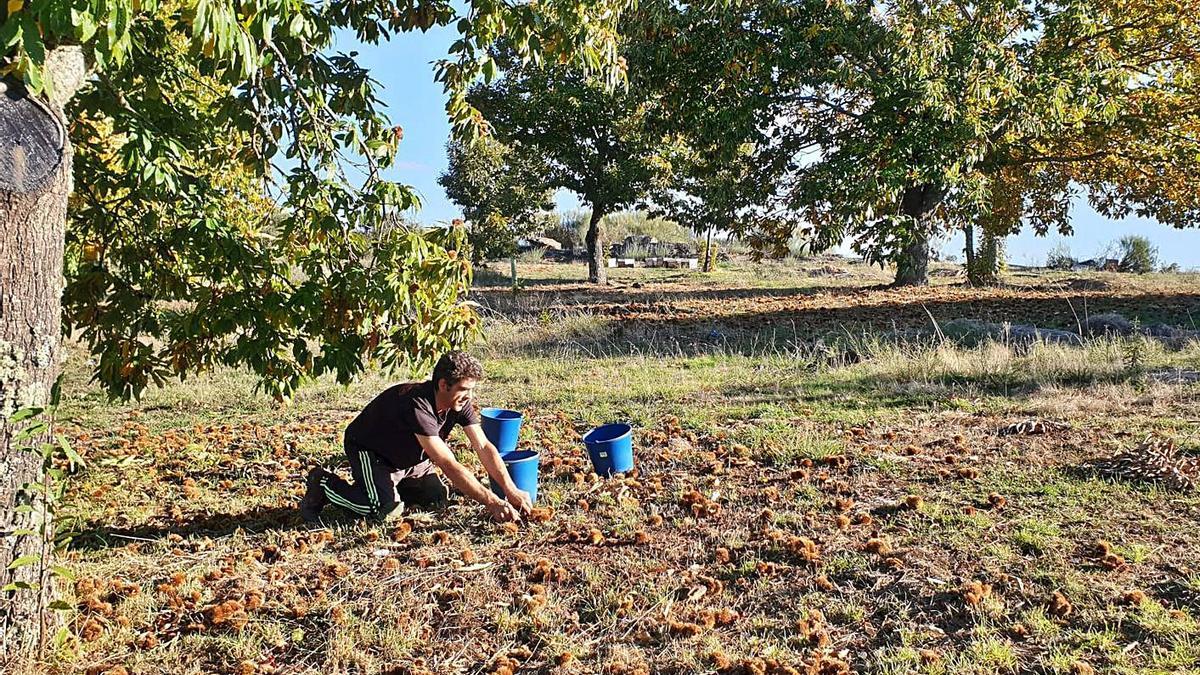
0,18,21,48
57,434,86,469
49,565,75,581
22,54,43,93
8,407,42,423
2,581,37,592
14,420,48,441
8,555,39,570
48,600,74,611
260,16,274,45
53,625,72,651
20,14,43,63
43,0,72,35
72,8,97,42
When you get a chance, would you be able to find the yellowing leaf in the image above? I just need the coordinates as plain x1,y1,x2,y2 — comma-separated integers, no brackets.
7,0,23,15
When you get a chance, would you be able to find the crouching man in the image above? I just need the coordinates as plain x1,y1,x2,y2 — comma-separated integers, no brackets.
300,351,531,523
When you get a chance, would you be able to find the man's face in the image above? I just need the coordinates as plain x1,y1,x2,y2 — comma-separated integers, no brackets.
438,377,477,412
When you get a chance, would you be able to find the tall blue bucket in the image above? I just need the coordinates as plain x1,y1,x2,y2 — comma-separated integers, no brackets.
489,450,540,503
583,423,634,476
481,408,523,455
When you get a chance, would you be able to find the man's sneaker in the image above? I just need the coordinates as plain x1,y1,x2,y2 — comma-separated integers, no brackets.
299,468,328,523
374,500,406,523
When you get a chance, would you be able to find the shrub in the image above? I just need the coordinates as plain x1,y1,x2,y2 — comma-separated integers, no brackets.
788,234,827,259
604,210,692,243
619,242,657,260
542,220,582,250
552,210,591,250
516,247,547,264
1045,242,1075,270
721,236,754,257
1116,235,1158,274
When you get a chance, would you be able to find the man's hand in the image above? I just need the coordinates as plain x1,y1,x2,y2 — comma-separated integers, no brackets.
485,497,522,523
465,423,533,519
418,434,520,522
506,489,533,517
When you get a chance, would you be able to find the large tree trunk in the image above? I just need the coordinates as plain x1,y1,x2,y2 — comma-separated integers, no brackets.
1,48,86,670
893,232,930,286
585,205,607,284
893,184,943,287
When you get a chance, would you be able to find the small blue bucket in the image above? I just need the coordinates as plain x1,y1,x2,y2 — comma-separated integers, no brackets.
583,423,634,476
481,407,523,455
489,450,540,503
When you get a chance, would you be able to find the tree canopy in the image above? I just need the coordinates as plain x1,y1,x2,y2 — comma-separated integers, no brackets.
438,135,554,263
1,0,638,399
467,42,685,283
641,0,1200,284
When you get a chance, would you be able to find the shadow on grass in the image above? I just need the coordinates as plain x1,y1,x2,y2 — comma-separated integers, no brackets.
486,283,1200,337
68,504,318,552
482,287,1200,375
717,380,963,413
476,281,872,312
68,494,466,552
473,264,596,289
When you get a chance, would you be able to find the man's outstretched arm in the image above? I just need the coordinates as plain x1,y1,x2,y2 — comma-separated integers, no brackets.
416,434,521,522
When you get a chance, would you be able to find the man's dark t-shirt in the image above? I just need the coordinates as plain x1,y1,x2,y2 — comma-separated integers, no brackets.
345,380,481,470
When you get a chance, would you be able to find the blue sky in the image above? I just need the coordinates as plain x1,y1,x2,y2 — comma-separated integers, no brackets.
342,28,1200,270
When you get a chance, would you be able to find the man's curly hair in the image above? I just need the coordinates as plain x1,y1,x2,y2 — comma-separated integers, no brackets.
432,351,484,388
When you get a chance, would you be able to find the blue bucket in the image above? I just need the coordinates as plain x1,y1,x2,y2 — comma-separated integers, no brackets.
481,407,523,455
489,450,540,503
583,423,634,476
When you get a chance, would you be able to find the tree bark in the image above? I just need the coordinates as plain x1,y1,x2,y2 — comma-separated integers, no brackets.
1,48,86,670
585,204,607,284
963,223,976,280
893,184,943,287
702,224,715,273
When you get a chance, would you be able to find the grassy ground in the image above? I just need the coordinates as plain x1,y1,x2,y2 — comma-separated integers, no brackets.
40,258,1200,674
